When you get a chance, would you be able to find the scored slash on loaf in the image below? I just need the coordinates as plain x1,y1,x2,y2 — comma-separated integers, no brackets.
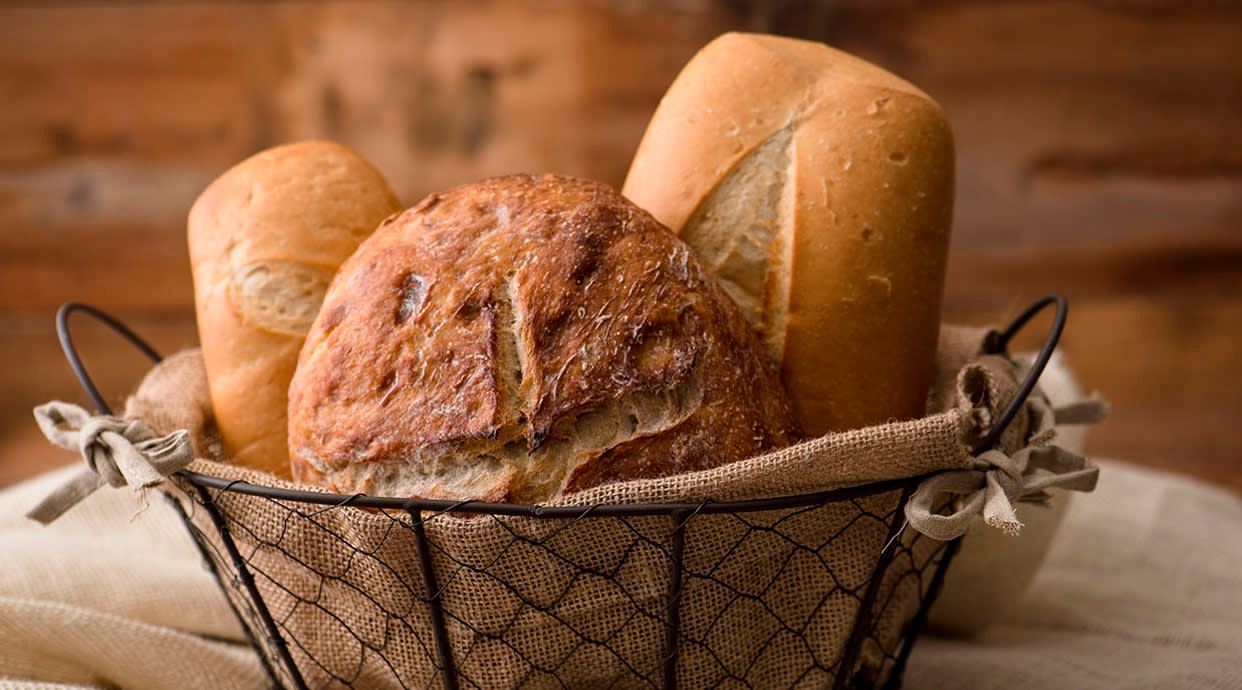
287,174,801,503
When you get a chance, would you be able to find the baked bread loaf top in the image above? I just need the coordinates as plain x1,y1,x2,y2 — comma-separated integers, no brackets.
623,33,955,435
287,174,801,502
189,141,401,478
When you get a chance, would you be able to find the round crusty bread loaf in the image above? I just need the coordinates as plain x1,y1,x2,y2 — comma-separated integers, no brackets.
623,33,954,436
286,174,801,503
189,141,402,478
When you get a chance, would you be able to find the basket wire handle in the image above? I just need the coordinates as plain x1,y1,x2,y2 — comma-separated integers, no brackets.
23,304,190,526
973,293,1067,455
906,293,1103,541
55,301,163,417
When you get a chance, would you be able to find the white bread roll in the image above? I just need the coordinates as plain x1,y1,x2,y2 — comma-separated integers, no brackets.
188,141,401,478
624,33,954,435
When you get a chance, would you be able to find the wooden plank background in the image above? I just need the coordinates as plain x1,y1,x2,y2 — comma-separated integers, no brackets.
1,1,1239,491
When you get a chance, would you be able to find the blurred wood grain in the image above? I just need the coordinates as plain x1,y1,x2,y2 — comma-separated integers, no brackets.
2,1,1239,491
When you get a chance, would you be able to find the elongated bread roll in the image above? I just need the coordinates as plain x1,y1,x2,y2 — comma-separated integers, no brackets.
189,141,401,478
624,33,954,435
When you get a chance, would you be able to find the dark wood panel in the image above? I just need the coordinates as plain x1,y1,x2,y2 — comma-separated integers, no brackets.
0,1,729,312
1,0,1238,491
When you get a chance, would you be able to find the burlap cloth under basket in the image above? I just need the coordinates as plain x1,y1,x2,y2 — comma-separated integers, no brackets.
65,320,1095,690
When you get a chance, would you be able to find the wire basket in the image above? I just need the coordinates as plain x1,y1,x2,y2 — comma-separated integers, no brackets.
53,296,1067,690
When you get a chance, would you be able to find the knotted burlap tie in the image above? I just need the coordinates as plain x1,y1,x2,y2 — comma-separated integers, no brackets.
905,396,1107,540
27,401,193,525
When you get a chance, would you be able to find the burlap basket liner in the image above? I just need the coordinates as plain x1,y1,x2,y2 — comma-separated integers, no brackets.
130,326,1032,689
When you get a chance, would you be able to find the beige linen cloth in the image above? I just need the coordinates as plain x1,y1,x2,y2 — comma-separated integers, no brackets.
0,465,265,690
4,459,1241,690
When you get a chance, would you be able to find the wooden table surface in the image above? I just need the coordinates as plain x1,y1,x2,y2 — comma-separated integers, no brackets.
2,1,1239,491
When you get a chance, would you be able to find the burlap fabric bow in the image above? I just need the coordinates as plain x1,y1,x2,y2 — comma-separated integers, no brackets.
26,401,194,525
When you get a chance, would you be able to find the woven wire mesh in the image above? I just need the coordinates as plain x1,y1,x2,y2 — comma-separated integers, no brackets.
165,475,955,690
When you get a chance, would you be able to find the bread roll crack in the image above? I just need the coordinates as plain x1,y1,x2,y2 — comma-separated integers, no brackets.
228,260,334,336
395,273,428,324
495,273,529,431
681,126,793,362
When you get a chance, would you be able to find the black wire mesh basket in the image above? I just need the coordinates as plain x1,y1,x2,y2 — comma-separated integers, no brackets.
53,296,1068,690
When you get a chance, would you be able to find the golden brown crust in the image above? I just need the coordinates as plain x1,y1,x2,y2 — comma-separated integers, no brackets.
623,33,954,436
287,174,801,502
189,141,401,479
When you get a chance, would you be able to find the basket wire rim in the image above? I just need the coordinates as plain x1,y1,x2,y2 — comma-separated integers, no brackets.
51,295,1067,516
